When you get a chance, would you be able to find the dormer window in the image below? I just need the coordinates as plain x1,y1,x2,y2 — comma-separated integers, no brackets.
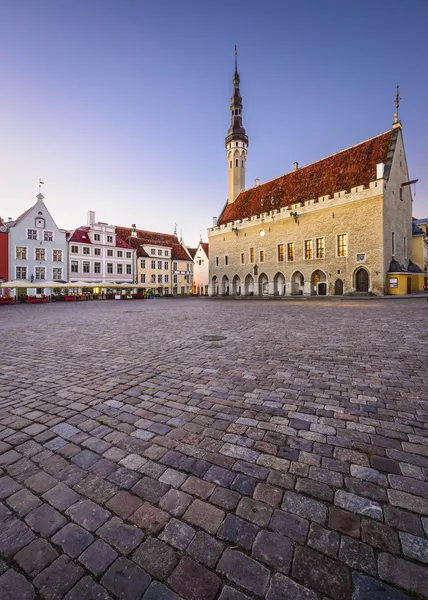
35,217,45,228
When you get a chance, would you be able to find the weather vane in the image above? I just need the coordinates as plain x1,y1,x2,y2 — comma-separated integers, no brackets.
395,84,401,112
38,179,44,193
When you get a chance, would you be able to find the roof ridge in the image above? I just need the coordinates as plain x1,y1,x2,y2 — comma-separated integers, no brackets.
238,128,393,199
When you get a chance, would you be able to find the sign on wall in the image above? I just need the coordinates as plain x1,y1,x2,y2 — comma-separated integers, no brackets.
389,278,398,288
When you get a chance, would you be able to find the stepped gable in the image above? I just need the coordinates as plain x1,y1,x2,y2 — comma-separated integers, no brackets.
218,129,394,226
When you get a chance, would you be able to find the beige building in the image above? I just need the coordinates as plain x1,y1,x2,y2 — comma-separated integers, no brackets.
412,219,428,289
115,226,193,295
208,59,416,296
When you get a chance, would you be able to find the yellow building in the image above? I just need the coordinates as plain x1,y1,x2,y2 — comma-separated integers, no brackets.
208,57,416,296
411,219,428,291
115,226,193,296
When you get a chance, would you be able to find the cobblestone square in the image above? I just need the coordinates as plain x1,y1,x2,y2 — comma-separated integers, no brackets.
0,297,427,599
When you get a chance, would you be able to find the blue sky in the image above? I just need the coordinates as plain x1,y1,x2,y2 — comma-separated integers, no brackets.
1,0,427,244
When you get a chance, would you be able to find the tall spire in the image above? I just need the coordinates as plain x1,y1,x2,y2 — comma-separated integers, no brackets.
225,47,248,204
225,45,248,146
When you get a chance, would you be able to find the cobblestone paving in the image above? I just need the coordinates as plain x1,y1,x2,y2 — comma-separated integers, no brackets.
0,298,427,600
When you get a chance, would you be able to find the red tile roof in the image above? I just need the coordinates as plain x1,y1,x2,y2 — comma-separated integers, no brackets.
200,242,209,258
187,247,198,259
115,226,192,261
67,226,133,249
218,129,394,225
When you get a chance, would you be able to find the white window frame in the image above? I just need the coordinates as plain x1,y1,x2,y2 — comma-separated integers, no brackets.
44,231,54,242
27,228,37,240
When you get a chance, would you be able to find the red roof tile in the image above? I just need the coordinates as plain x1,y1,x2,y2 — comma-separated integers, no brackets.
218,129,394,225
200,242,209,258
115,227,192,261
67,226,133,249
187,247,198,259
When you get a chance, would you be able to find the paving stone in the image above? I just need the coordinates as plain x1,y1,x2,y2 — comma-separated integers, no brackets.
132,476,170,503
187,531,224,568
352,572,414,600
292,546,351,600
14,538,59,577
335,490,383,520
388,474,428,499
204,465,235,487
378,552,428,598
307,522,340,557
132,502,170,534
169,557,220,600
233,460,269,480
160,489,193,517
51,523,93,557
0,475,21,498
0,450,22,465
133,537,178,579
66,499,110,531
230,473,258,496
0,568,35,600
339,535,377,575
63,576,112,600
266,573,318,600
350,464,388,486
42,483,81,511
159,468,187,488
97,516,143,554
399,531,428,564
253,483,283,507
181,475,215,499
270,509,309,543
51,423,81,439
107,466,141,489
160,518,195,550
184,499,224,534
0,516,35,556
34,555,84,600
252,530,292,573
296,476,333,502
105,490,143,519
370,455,402,474
101,557,151,600
217,549,270,597
236,496,273,527
219,586,252,600
25,471,58,494
6,488,42,516
25,503,66,537
74,473,118,504
361,519,400,553
329,506,361,538
120,453,147,471
143,581,182,600
282,490,327,525
211,486,241,510
218,514,258,550
79,539,118,576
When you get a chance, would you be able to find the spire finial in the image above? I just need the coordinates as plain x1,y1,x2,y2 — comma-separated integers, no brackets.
234,45,238,74
393,83,401,127
38,178,44,193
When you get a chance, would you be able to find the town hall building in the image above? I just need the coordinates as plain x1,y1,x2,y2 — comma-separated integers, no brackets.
208,53,417,296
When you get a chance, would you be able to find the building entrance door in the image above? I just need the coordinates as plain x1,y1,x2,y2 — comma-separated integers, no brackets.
356,269,369,292
407,277,412,294
318,282,327,295
334,279,343,295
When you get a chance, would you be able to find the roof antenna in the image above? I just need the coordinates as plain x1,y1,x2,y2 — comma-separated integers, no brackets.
174,223,177,235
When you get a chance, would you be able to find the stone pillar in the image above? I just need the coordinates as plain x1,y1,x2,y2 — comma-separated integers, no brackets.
268,282,275,295
303,281,311,296
285,282,292,296
208,284,214,297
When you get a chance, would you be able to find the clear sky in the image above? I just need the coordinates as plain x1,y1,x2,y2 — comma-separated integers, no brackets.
1,0,427,245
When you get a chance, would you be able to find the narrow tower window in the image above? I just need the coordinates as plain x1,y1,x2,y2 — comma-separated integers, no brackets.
235,159,238,167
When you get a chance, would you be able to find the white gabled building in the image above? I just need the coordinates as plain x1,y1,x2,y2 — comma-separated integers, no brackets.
6,193,68,297
67,211,136,284
188,242,209,295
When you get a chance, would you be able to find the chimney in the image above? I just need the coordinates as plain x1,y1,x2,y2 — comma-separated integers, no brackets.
376,163,385,179
293,162,299,171
87,211,95,226
212,217,217,227
254,178,260,187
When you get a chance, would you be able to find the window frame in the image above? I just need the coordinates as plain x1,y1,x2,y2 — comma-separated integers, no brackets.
337,234,347,258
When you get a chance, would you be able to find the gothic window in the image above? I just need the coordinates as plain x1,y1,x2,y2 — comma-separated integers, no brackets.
242,161,244,167
235,159,238,167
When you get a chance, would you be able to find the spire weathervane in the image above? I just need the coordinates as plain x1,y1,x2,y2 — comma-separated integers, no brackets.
234,45,238,74
38,179,44,193
393,84,401,126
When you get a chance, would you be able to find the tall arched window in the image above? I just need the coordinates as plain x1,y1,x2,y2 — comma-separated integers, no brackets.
235,159,238,167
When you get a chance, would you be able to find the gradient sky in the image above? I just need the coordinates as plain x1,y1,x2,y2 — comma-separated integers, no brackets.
1,0,427,245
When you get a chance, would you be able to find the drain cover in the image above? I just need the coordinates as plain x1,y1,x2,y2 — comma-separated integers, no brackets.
201,335,227,341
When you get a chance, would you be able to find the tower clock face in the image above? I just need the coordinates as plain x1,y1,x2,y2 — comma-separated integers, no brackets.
0,225,7,233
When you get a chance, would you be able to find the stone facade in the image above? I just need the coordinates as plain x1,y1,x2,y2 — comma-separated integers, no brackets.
209,57,414,296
